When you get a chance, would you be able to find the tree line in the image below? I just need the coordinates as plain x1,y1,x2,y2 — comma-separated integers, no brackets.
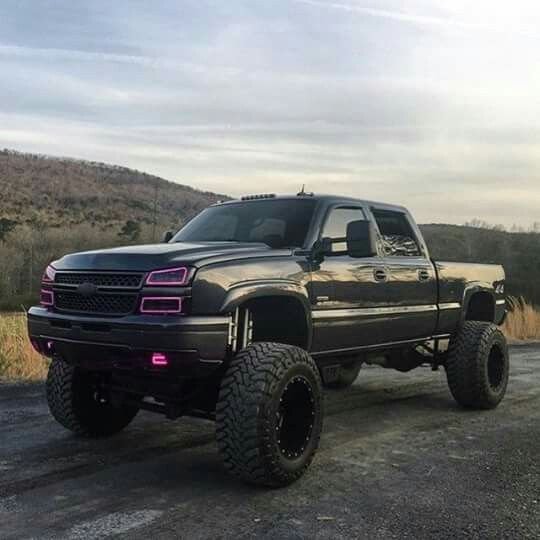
421,224,540,306
0,221,161,310
1,150,538,310
0,221,538,311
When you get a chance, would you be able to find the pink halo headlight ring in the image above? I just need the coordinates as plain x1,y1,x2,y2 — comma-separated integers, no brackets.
146,267,189,286
42,264,56,284
40,289,54,307
140,297,183,314
151,352,169,366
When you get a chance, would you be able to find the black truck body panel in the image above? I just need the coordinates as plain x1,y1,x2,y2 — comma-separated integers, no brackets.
28,194,506,375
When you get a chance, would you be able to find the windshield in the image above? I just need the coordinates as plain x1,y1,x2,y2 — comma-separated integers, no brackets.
172,199,316,249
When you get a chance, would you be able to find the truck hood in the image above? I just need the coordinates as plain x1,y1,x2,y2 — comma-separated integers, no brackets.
52,242,286,272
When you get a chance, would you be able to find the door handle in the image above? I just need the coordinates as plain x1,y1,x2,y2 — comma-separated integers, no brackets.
418,269,431,282
373,269,388,282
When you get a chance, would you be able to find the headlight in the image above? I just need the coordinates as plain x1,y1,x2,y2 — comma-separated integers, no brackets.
42,264,56,284
145,267,189,286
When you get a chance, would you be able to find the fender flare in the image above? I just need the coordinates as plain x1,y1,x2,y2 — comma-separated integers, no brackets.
219,280,313,350
461,286,497,323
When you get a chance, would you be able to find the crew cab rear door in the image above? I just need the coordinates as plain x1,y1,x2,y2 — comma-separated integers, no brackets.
369,206,438,342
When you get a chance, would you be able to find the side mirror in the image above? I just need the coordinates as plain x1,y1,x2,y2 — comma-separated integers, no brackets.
346,220,378,258
162,230,174,243
311,237,333,261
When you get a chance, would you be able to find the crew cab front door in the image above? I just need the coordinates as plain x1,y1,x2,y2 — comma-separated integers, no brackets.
310,205,389,352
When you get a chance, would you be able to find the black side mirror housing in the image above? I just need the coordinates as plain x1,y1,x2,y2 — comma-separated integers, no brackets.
346,220,378,258
162,231,174,243
310,237,333,262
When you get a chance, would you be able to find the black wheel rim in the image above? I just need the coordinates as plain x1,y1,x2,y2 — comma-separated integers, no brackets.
487,344,505,391
276,376,316,460
76,372,110,408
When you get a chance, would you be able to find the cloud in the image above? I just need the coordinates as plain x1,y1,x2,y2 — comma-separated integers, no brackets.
292,0,475,29
292,0,538,36
0,0,538,226
0,44,151,65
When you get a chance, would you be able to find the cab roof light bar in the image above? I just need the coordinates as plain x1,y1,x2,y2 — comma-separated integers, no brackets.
240,194,276,201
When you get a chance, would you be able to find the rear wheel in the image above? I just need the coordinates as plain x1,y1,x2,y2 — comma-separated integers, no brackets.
446,321,509,409
216,342,323,487
46,358,138,437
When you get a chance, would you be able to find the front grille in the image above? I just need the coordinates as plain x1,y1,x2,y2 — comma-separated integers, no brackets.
55,291,138,315
55,272,143,288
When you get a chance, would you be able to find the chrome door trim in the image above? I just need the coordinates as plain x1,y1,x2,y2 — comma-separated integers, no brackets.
312,304,438,320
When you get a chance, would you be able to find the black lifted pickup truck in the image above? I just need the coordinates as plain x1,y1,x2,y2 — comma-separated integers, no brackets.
28,193,508,486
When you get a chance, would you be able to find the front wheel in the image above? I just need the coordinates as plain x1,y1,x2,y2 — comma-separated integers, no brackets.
216,342,323,487
46,358,138,437
446,321,509,409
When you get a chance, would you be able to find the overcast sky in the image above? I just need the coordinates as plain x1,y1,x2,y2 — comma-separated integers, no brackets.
1,1,539,226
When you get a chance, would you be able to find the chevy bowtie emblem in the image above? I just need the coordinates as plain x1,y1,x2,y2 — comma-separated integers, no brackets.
77,282,98,297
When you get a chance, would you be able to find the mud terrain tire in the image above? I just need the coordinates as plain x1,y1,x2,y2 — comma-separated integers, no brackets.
46,358,138,437
216,342,323,487
446,321,509,409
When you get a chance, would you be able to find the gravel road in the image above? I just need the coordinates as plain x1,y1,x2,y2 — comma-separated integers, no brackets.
1,344,539,539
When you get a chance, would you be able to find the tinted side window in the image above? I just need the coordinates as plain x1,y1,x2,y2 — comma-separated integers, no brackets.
372,209,421,257
322,207,366,253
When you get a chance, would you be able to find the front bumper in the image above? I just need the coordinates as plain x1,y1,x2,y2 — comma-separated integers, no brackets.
27,307,230,375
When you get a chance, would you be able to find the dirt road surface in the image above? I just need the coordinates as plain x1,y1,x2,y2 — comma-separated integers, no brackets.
1,344,539,539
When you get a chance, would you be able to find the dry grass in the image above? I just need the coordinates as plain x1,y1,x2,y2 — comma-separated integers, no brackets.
0,312,48,381
502,296,540,341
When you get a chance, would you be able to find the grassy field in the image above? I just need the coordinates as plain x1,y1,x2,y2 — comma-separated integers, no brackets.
0,313,48,380
502,297,540,341
1,299,539,381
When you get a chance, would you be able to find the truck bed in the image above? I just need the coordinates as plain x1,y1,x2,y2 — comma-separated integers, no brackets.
434,260,506,335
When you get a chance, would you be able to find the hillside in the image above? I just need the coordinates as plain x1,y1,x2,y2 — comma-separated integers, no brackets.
0,149,226,309
0,149,538,310
0,149,224,230
421,224,540,305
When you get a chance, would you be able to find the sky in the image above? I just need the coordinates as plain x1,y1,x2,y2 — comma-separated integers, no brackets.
0,0,539,226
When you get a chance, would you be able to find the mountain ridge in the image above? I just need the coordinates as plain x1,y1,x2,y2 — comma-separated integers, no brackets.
0,148,538,308
0,148,226,230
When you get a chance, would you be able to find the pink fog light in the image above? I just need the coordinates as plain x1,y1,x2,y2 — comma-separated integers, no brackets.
146,267,189,286
40,289,54,307
151,352,169,366
140,297,183,314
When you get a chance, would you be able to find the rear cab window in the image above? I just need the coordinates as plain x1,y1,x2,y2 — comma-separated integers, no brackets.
371,208,422,257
